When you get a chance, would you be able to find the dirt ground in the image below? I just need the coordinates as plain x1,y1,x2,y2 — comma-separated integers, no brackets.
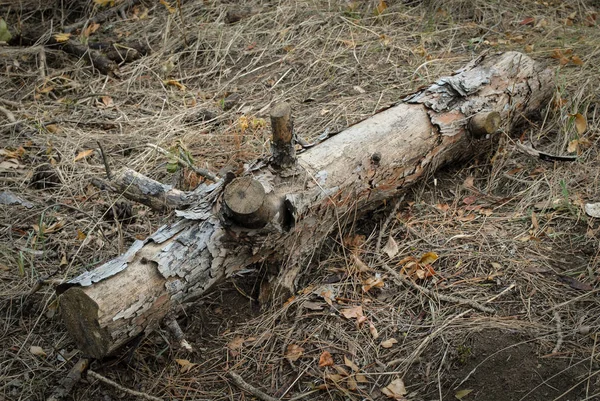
1,0,600,400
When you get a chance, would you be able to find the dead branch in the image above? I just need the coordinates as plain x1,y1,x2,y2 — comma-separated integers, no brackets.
57,52,553,359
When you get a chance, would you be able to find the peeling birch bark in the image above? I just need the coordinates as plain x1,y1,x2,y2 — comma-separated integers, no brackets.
58,52,554,359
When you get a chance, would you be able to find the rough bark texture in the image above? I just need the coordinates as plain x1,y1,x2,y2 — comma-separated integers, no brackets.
58,52,554,359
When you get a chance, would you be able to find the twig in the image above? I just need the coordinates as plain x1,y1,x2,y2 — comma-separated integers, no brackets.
484,282,516,304
164,315,193,352
87,370,163,401
515,140,577,162
228,372,279,401
96,141,112,180
64,0,141,33
381,263,495,314
375,196,404,256
38,46,46,80
46,358,89,401
0,97,21,108
552,310,563,354
146,143,219,182
0,105,16,123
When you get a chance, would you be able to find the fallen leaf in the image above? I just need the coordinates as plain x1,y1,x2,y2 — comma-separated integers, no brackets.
382,378,407,399
571,55,584,66
375,0,388,15
369,322,379,339
340,305,363,320
74,149,94,162
383,235,399,258
164,79,186,91
567,139,579,153
419,252,438,265
519,17,535,25
175,358,197,373
159,0,176,13
356,373,368,383
0,18,12,42
30,346,47,357
53,32,71,42
344,356,360,372
455,389,473,400
227,336,245,350
76,230,87,241
362,275,385,292
347,375,358,391
572,113,587,135
303,300,324,311
100,96,114,107
45,124,61,134
82,22,100,38
318,350,334,367
285,344,304,362
381,338,398,348
557,275,593,291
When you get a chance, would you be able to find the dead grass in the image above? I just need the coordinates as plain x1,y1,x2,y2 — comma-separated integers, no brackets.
1,0,600,400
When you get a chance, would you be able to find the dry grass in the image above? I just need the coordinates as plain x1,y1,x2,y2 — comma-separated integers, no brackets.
1,0,600,400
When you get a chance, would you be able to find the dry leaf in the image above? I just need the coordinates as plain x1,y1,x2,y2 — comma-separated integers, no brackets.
318,350,334,367
53,32,71,42
30,346,47,357
557,275,593,291
567,139,579,154
175,358,197,373
76,230,87,241
318,285,336,306
419,252,438,265
164,79,186,91
100,96,114,107
356,373,368,383
571,55,584,66
45,124,61,134
381,338,398,348
344,356,360,372
362,276,384,292
285,344,304,362
382,378,407,399
572,113,587,135
82,22,100,38
94,0,115,6
519,17,535,25
383,236,399,258
159,0,176,13
227,336,245,350
375,0,388,15
74,149,94,162
455,389,473,400
347,375,358,391
369,322,379,339
340,305,363,320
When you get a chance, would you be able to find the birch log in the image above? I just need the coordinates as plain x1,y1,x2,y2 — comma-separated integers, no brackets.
57,52,554,359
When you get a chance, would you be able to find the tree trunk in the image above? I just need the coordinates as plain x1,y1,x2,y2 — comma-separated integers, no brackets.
57,52,554,359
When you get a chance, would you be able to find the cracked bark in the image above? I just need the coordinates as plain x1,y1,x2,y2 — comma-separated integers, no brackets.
57,52,554,359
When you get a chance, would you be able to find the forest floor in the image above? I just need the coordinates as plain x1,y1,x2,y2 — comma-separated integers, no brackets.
1,0,600,400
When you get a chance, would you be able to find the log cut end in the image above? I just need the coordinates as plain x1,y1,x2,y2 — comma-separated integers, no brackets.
469,111,501,138
224,176,269,228
60,287,111,359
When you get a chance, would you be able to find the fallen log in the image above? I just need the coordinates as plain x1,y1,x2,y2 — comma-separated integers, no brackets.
57,52,554,359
